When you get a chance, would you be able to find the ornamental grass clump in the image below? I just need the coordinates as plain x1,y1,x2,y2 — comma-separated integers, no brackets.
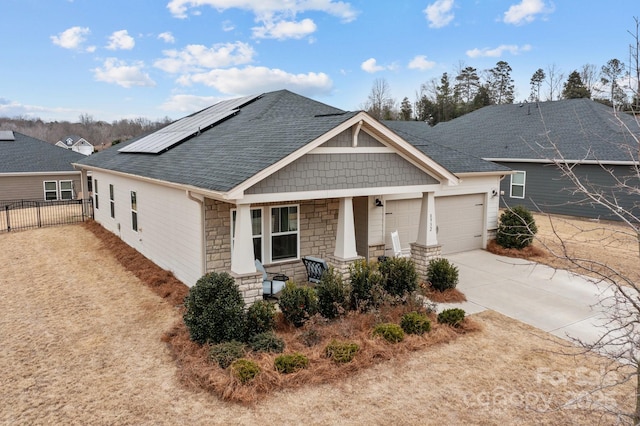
426,258,459,292
209,340,246,369
274,352,309,374
248,331,285,353
324,340,360,363
496,205,538,249
400,312,431,335
372,323,405,343
231,359,261,384
437,308,466,327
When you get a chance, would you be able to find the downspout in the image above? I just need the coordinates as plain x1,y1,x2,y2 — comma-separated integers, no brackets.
186,190,207,277
352,120,363,147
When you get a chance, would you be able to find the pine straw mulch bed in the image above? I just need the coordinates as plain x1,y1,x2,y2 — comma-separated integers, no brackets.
162,307,480,404
82,220,479,405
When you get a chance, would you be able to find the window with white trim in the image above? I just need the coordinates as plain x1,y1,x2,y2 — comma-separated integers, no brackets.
271,205,298,261
94,179,99,209
59,180,73,200
109,184,115,218
231,208,263,262
510,171,526,199
43,181,58,200
130,191,138,232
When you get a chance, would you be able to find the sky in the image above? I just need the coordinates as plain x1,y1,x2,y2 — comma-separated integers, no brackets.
1,0,638,123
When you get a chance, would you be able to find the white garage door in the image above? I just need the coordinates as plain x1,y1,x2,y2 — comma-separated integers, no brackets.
435,194,485,254
384,199,422,255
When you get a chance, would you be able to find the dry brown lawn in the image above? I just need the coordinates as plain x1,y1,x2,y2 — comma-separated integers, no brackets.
0,221,636,424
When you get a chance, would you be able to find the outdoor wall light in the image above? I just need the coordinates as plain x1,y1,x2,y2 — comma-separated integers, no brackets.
375,198,384,207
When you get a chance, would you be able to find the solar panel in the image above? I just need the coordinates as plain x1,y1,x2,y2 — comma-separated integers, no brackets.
0,131,15,141
119,94,261,154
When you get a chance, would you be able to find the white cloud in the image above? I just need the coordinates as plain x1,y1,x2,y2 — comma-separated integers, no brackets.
361,58,386,73
93,58,156,88
50,26,92,50
253,18,317,40
0,99,81,121
466,44,532,58
424,0,455,29
408,55,436,71
159,94,223,112
222,20,235,32
176,66,332,96
166,0,358,22
106,30,135,50
503,0,552,25
158,31,176,43
154,42,255,73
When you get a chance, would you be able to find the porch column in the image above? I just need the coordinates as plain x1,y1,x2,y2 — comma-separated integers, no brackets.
415,192,438,246
334,197,358,259
231,203,257,275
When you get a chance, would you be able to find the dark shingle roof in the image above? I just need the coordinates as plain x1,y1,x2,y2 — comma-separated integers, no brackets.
426,99,640,162
382,121,511,174
78,89,510,193
78,90,359,192
0,131,85,173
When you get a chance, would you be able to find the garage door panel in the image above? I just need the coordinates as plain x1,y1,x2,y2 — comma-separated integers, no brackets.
384,199,421,253
435,194,485,255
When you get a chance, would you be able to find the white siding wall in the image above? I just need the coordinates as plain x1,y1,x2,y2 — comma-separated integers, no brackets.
92,171,204,286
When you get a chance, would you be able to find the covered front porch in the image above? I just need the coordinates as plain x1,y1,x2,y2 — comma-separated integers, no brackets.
207,191,442,305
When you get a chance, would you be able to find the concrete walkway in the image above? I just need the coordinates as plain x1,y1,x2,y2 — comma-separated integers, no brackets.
440,250,614,344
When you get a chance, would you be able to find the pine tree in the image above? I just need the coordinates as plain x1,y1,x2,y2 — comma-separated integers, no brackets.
487,61,515,104
561,70,591,99
529,68,545,101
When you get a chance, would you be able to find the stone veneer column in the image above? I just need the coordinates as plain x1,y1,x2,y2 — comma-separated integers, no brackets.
232,271,263,306
326,254,363,282
410,242,442,284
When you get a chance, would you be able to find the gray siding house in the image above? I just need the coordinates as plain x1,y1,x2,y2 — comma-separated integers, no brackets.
76,90,509,303
0,131,86,202
386,99,640,221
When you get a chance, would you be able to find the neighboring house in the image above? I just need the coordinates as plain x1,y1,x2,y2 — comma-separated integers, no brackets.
75,90,509,303
56,135,94,156
0,131,86,201
385,99,640,220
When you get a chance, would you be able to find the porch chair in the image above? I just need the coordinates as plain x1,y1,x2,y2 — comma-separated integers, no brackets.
391,230,410,258
301,256,329,284
255,259,288,299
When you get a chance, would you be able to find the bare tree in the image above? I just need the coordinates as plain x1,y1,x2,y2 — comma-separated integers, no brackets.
580,63,599,98
601,58,627,110
526,106,640,423
628,17,640,110
545,64,565,101
363,78,396,120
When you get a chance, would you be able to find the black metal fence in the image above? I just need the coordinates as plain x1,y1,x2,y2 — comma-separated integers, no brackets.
0,199,94,233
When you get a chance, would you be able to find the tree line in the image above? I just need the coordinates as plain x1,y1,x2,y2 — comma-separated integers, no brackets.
0,113,172,149
364,58,638,125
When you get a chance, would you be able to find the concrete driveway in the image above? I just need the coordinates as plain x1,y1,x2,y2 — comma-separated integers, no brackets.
441,250,614,344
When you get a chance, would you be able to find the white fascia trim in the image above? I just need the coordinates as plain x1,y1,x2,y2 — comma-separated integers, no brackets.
0,171,81,177
74,164,229,201
236,184,442,205
485,158,639,166
455,171,516,177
